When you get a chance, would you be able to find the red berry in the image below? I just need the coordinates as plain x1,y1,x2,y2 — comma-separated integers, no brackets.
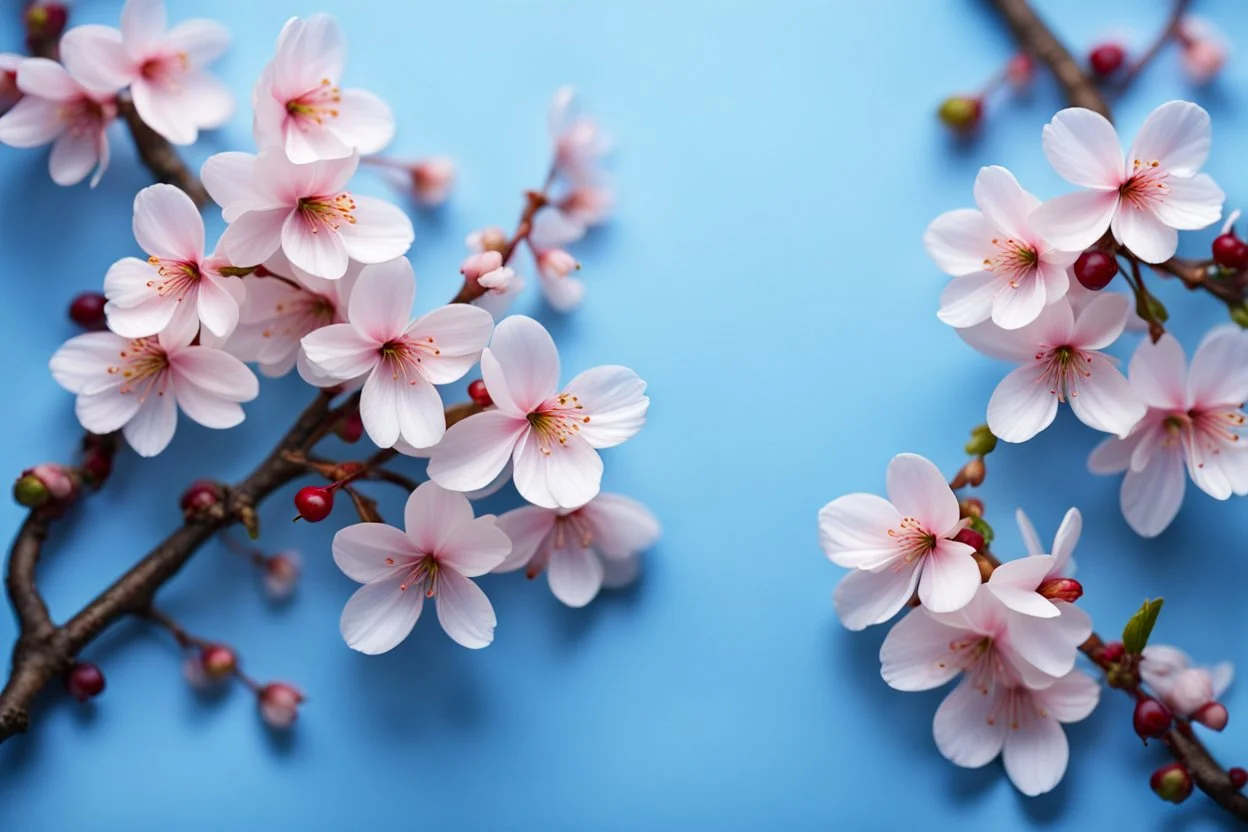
335,411,364,443
199,644,237,680
952,528,985,551
294,486,333,522
1151,762,1193,804
1089,43,1127,78
1212,233,1248,270
1133,697,1173,739
1230,767,1247,790
1101,641,1125,663
1074,251,1119,290
65,661,105,702
81,450,112,486
467,379,492,408
68,292,107,330
180,479,221,515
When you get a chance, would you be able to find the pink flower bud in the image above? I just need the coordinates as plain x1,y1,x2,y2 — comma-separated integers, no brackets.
537,249,579,281
1037,577,1083,604
258,682,303,729
1168,668,1215,716
466,227,508,254
264,551,301,601
559,185,613,228
477,266,516,291
952,527,985,551
460,251,504,282
1193,701,1229,731
200,644,238,680
1179,18,1227,85
410,157,455,207
1005,53,1034,91
66,661,105,703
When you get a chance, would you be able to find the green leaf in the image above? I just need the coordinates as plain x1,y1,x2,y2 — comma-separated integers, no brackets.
968,516,995,545
1123,598,1164,654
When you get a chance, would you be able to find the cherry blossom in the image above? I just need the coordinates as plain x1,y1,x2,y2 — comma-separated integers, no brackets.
881,587,1099,796
550,85,608,180
1030,101,1224,264
0,57,118,187
924,165,1076,330
252,14,394,164
218,251,359,380
103,184,245,340
427,316,649,510
332,482,511,653
300,257,493,449
1140,644,1234,718
49,315,259,457
495,493,659,607
1178,18,1228,85
462,229,524,319
1089,328,1248,537
987,508,1080,619
58,0,232,145
819,453,979,629
202,149,413,280
959,294,1143,443
535,248,584,313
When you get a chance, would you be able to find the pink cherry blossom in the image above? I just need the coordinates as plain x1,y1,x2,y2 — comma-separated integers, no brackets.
535,248,584,313
924,166,1076,330
49,316,259,457
549,85,608,180
1140,644,1233,718
463,230,524,319
1089,328,1248,537
0,57,118,187
220,251,358,380
959,294,1144,443
0,53,22,114
103,184,245,340
409,156,455,207
252,14,394,164
1178,18,1228,85
58,0,232,145
819,453,980,629
427,315,649,510
495,493,659,608
1030,101,1224,264
300,257,493,449
332,482,511,653
557,181,614,228
881,587,1099,796
202,149,413,280
987,508,1080,619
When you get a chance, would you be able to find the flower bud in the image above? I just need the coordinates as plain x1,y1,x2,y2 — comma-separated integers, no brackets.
1005,53,1034,91
199,644,238,680
180,479,223,519
963,425,997,457
13,474,49,508
410,157,455,207
258,682,303,729
1212,232,1248,270
467,379,492,408
937,95,982,134
959,497,984,519
264,551,301,601
65,661,105,703
1150,762,1193,804
460,251,504,283
953,527,985,551
537,249,579,281
1037,577,1083,604
466,227,508,255
1193,701,1229,732
1088,43,1127,78
1230,767,1247,791
1169,668,1215,716
1133,697,1173,739
24,2,68,46
334,411,364,444
68,292,107,330
1230,304,1248,330
477,266,516,291
1100,641,1125,663
1178,19,1227,85
81,449,113,486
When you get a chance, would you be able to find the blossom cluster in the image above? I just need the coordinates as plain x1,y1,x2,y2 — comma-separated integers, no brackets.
33,5,658,666
927,100,1248,538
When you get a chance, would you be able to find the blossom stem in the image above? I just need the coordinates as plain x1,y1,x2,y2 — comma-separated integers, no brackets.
143,607,265,692
1116,0,1195,93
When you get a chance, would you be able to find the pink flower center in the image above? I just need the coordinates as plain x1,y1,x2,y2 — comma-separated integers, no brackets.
1120,159,1169,209
1162,406,1247,464
391,554,441,597
146,257,201,301
525,511,594,579
139,52,188,87
1034,344,1095,402
379,335,441,382
982,237,1039,288
58,95,115,135
263,291,336,343
298,193,357,234
527,392,591,454
887,516,937,564
107,337,170,401
285,78,342,128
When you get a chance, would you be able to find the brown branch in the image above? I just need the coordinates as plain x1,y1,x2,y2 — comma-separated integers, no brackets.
116,98,210,208
1117,0,1195,92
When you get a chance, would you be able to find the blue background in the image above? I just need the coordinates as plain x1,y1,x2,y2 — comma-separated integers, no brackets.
0,0,1246,829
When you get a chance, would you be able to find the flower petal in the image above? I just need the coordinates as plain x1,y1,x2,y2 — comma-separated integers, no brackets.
1002,698,1069,797
339,575,423,655
282,210,349,279
482,315,560,413
1029,190,1120,253
512,430,603,510
1036,669,1101,723
1112,205,1179,264
133,183,205,261
406,303,493,384
170,345,258,401
818,493,903,569
832,560,921,632
220,207,289,267
934,678,1008,769
1188,324,1248,405
990,271,1047,331
1128,100,1212,177
885,453,959,535
60,25,135,93
1007,602,1092,678
1042,107,1124,189
300,322,379,381
1129,333,1189,409
121,386,178,457
936,271,997,329
973,165,1037,241
917,540,980,613
1068,353,1144,438
0,95,63,147
547,543,605,607
1153,173,1223,231
427,410,528,493
563,365,649,449
580,493,661,559
348,257,413,341
434,570,496,649
494,506,557,572
201,151,258,214
333,522,416,582
48,130,100,187
987,556,1060,618
340,195,414,265
332,88,395,155
879,607,969,691
987,363,1059,444
923,209,995,276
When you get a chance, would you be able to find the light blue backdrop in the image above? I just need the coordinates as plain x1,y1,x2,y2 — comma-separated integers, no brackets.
0,1,1245,829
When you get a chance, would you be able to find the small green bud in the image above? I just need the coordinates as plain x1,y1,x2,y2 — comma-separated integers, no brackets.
14,474,49,508
964,425,998,457
1230,304,1248,329
1146,295,1169,323
938,96,982,133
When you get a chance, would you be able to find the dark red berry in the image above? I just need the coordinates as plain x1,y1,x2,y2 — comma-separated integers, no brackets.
1229,767,1247,790
467,379,492,408
1101,641,1125,663
81,450,112,486
1074,251,1118,290
294,486,333,522
1134,697,1173,739
1151,762,1193,804
199,644,238,680
335,411,364,443
68,292,107,330
65,661,105,702
180,479,221,515
1212,233,1248,270
1089,43,1126,78
952,528,985,551
24,2,68,42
